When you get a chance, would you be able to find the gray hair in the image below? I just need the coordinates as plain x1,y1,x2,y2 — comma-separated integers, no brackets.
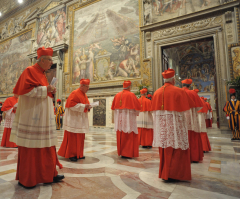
163,76,175,83
37,56,47,63
123,86,131,90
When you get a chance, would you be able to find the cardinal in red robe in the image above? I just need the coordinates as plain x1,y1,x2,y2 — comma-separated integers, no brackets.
151,69,195,181
204,98,212,128
182,79,204,162
1,95,18,148
198,97,212,152
58,79,91,162
111,81,141,158
137,88,153,148
10,47,63,188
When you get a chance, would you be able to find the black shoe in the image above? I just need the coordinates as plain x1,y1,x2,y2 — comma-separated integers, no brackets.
142,146,148,148
18,182,36,189
121,156,132,159
53,175,65,183
79,156,85,159
69,157,78,162
147,146,152,149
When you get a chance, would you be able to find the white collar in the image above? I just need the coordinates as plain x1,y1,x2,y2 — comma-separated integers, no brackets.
231,99,237,101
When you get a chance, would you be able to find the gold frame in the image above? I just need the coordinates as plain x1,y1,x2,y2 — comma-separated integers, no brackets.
66,0,145,91
0,28,33,97
228,43,240,80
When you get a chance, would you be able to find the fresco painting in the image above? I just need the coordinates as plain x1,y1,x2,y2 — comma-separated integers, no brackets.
231,46,240,78
152,0,226,23
0,31,32,95
93,99,106,126
165,39,216,92
37,7,66,48
72,0,140,84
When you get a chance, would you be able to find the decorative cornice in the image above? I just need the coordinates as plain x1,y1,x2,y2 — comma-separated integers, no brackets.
140,1,239,32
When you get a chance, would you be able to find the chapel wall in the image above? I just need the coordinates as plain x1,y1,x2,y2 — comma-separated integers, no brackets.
141,0,240,129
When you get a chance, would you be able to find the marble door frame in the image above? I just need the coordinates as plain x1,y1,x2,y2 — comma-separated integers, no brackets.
152,26,228,128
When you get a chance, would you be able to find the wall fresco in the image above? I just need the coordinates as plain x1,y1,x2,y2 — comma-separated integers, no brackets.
37,7,66,48
93,99,106,126
0,31,32,95
72,0,140,84
164,39,216,92
152,0,232,23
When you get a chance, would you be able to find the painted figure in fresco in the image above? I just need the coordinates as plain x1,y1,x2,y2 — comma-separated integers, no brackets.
117,57,139,77
87,48,94,81
107,62,115,80
79,50,89,79
232,48,240,78
201,0,211,8
55,9,66,40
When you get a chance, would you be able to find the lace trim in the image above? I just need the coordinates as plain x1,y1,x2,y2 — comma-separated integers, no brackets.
152,110,189,150
114,109,139,134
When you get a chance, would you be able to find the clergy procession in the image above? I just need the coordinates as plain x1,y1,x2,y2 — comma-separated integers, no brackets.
0,46,216,188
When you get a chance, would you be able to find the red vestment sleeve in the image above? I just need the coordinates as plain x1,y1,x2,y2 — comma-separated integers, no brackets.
1,97,18,112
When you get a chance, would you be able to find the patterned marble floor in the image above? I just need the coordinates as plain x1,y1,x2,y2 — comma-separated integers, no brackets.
0,124,240,199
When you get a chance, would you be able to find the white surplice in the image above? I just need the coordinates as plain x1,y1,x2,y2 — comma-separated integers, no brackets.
10,86,57,148
63,103,89,134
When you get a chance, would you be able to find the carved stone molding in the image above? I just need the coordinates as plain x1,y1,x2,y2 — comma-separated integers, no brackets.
225,11,233,23
145,32,151,41
153,17,223,40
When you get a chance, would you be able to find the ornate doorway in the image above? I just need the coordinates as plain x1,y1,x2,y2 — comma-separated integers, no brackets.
162,37,219,125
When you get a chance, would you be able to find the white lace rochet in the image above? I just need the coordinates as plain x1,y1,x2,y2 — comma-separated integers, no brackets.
184,108,201,133
198,112,207,133
152,110,189,150
4,108,15,128
114,109,139,134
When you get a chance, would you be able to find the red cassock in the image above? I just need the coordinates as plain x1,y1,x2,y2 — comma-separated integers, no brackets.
151,83,195,180
58,88,89,159
111,90,141,158
137,96,153,146
205,102,212,128
1,96,18,148
198,99,211,152
13,63,62,187
182,87,204,162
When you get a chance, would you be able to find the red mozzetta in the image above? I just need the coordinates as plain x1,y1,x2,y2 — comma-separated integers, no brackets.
13,63,53,98
111,90,141,111
65,88,89,113
151,83,195,112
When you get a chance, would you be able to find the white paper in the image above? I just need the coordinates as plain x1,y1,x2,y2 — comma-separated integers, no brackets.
14,103,18,108
50,77,58,87
90,101,99,108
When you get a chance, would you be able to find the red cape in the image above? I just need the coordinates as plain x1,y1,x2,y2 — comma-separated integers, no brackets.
206,102,212,110
13,63,53,98
65,88,89,113
138,96,151,112
111,90,141,111
198,98,208,113
183,87,203,108
1,96,18,112
151,83,195,112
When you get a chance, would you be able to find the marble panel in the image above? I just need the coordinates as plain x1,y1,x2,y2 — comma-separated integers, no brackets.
51,177,126,199
93,99,106,127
